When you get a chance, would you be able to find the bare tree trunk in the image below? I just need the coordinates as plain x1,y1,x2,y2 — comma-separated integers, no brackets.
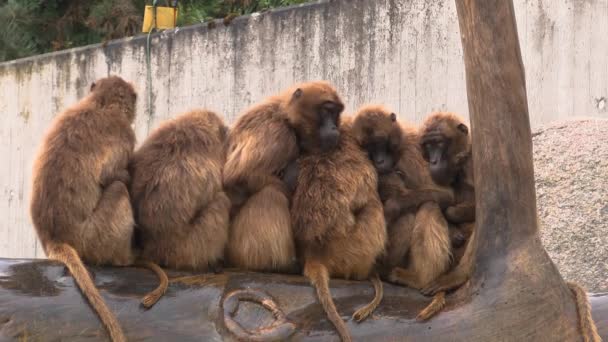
454,0,585,340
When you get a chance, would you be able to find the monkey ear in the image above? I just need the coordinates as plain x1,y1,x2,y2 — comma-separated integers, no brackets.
390,113,397,122
90,82,96,92
292,88,303,99
457,123,469,135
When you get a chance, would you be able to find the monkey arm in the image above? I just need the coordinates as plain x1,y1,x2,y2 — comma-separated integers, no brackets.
394,187,454,211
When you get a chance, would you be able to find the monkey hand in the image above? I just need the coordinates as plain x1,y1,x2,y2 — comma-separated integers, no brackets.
280,160,299,193
383,198,402,222
450,230,467,248
445,205,475,223
454,151,470,167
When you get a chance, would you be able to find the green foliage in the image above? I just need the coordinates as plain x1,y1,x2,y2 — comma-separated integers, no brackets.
0,0,311,63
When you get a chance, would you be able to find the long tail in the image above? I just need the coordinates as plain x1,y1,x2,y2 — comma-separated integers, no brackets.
567,282,602,342
304,261,352,342
352,272,383,322
416,291,446,321
48,243,126,342
137,261,169,308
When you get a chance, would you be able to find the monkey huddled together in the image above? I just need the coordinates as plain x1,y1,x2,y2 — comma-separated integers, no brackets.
30,76,475,342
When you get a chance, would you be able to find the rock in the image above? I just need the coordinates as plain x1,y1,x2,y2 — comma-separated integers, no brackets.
534,118,608,292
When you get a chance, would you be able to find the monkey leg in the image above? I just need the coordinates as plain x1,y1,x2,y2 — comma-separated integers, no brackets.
47,242,126,342
421,230,477,296
390,202,452,320
381,213,415,276
83,181,135,266
227,185,296,272
410,202,452,286
352,272,383,323
304,261,352,342
445,203,475,223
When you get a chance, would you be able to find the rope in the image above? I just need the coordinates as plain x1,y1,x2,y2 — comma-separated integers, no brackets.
145,0,159,133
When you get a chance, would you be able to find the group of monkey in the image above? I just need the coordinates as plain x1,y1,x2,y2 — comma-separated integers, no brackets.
29,75,478,342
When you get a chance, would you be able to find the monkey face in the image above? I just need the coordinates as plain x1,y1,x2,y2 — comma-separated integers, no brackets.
421,112,470,186
352,106,401,174
318,101,343,151
365,138,395,175
421,134,453,185
287,82,344,153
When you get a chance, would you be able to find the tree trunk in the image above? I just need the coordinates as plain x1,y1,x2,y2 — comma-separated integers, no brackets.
453,0,591,340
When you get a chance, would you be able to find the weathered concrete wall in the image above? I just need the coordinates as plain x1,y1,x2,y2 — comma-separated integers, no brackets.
0,0,607,258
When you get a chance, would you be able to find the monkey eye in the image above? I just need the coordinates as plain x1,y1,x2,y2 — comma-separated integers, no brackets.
322,101,344,115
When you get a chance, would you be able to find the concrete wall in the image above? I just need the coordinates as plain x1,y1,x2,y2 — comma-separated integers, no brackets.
1,0,607,258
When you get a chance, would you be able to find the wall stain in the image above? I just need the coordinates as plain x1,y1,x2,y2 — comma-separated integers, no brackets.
18,110,30,124
533,0,555,52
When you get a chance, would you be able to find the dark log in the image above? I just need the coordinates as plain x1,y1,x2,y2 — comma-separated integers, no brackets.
0,259,606,341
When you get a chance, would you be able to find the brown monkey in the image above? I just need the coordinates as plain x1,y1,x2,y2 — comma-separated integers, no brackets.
30,76,164,342
351,105,453,321
289,91,386,342
223,83,326,273
417,112,476,296
129,109,230,273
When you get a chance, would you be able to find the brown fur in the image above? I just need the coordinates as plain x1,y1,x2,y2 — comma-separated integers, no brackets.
351,105,453,322
351,106,452,280
291,105,387,341
30,76,139,342
224,82,339,272
130,109,230,272
419,112,476,296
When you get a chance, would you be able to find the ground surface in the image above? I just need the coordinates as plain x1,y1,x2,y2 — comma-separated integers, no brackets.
534,118,607,292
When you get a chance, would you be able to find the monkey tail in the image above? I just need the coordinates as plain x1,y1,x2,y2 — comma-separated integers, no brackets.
47,242,126,342
137,261,169,308
352,272,383,323
567,282,602,342
416,291,446,322
304,261,352,342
